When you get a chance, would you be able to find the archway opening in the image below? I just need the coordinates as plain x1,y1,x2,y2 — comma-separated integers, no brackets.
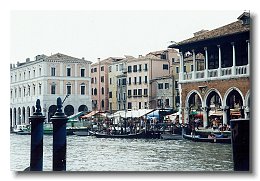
78,105,88,112
64,105,74,117
206,91,222,127
226,89,244,124
48,105,57,122
187,92,203,125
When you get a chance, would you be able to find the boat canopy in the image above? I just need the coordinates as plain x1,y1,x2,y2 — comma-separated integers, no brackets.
110,109,154,119
67,111,85,121
81,111,108,119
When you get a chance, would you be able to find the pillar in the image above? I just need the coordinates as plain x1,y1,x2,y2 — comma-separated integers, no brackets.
217,45,222,77
247,40,250,75
179,52,184,81
204,47,208,79
192,49,196,80
231,42,236,76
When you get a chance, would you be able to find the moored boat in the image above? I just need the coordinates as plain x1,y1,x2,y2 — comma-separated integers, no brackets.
73,131,92,136
183,133,231,144
94,132,144,139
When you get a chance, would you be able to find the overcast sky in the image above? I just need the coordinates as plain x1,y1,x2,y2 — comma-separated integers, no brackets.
10,10,243,64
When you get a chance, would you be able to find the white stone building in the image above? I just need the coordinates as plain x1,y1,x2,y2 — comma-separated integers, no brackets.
10,53,92,128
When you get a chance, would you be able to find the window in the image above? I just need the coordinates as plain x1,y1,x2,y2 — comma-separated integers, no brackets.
33,70,35,78
128,77,131,85
109,78,112,84
109,66,112,72
134,77,137,84
116,65,118,71
101,76,104,82
94,68,97,72
67,68,71,76
172,58,175,64
138,64,142,72
144,64,148,71
94,88,97,95
138,89,142,96
163,64,169,70
128,102,132,109
133,65,137,72
165,99,170,107
101,87,104,95
91,68,93,73
15,88,17,98
81,69,85,77
139,76,142,84
175,81,178,89
165,83,169,89
158,83,163,89
128,90,132,96
122,78,126,85
144,88,148,96
176,66,179,73
92,88,94,95
128,66,132,73
101,100,104,108
51,85,56,94
139,102,142,109
81,85,85,95
23,87,26,97
39,68,41,76
28,71,30,79
144,76,148,83
51,67,56,76
91,78,94,83
184,66,187,72
39,84,41,95
33,85,36,95
28,86,30,96
101,66,104,71
67,84,71,95
19,87,21,97
109,92,112,98
133,89,137,96
123,93,126,100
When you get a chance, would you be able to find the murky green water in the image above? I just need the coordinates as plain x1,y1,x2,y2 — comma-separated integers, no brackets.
10,134,233,171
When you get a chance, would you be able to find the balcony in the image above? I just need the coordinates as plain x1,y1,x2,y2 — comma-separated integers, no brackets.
180,65,249,83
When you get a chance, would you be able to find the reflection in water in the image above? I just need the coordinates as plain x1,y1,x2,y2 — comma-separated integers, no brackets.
10,134,233,171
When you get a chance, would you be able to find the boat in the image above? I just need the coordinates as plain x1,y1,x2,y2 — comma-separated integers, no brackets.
161,133,183,140
12,124,31,135
94,132,144,139
73,131,92,136
182,133,231,144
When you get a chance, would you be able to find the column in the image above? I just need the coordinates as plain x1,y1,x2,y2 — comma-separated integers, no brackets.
202,108,208,128
179,52,184,81
204,47,208,79
60,64,63,77
192,49,196,80
217,45,222,77
247,40,250,75
231,42,236,76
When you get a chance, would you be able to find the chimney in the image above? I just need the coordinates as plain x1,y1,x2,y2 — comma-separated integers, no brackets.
26,58,30,62
97,58,100,62
138,55,142,58
17,61,20,67
82,57,85,60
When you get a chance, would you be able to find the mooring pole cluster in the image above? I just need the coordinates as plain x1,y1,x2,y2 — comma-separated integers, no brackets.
29,97,68,171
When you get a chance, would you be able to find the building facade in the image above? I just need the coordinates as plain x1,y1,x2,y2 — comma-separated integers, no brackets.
10,53,92,127
168,12,250,127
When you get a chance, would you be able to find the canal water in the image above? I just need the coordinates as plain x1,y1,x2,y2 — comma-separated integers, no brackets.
10,134,233,171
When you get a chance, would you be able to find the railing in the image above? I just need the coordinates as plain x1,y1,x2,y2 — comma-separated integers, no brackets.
183,72,192,80
208,69,218,78
221,67,232,76
196,71,204,79
236,65,248,75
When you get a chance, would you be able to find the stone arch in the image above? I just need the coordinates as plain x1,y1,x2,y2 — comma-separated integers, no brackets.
204,88,223,108
184,90,203,124
26,106,31,124
48,105,57,122
223,87,245,124
22,107,26,124
17,107,21,125
10,108,12,130
64,105,74,116
13,108,17,126
78,105,88,112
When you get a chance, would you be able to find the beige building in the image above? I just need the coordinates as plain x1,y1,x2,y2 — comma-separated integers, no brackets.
10,53,92,126
91,58,113,112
